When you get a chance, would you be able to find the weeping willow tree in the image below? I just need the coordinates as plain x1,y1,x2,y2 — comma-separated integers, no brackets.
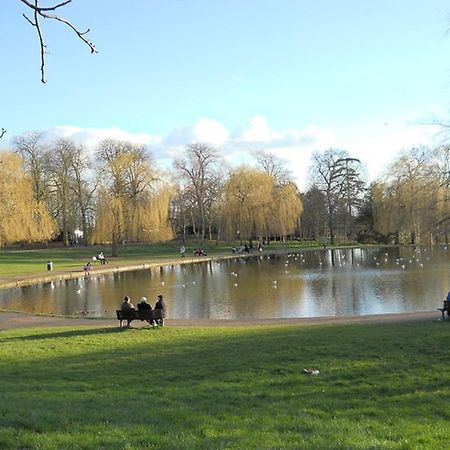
222,167,273,241
372,147,444,244
222,167,303,241
91,140,174,251
91,184,174,244
269,182,303,240
0,152,56,246
132,184,174,241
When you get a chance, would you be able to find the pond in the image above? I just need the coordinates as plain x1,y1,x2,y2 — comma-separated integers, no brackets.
0,246,449,320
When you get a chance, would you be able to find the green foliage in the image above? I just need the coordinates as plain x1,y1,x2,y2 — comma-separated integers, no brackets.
0,321,448,449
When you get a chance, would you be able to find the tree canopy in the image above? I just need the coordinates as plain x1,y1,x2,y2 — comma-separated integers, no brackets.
0,152,56,246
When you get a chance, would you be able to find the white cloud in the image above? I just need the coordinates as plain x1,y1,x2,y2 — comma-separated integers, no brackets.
46,126,161,151
194,118,229,146
165,118,229,148
235,115,282,143
336,118,439,181
11,113,441,190
221,117,339,187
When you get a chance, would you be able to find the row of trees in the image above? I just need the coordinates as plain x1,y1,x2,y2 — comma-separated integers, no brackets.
302,146,450,246
171,145,303,244
0,135,303,252
1,132,450,250
372,146,450,245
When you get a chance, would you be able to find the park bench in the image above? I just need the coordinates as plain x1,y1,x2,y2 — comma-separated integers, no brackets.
116,309,164,327
437,300,449,320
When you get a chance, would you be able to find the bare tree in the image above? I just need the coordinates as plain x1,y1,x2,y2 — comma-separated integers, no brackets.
69,144,98,244
253,150,291,184
174,143,221,242
13,131,50,204
47,139,76,246
20,0,97,83
309,149,365,245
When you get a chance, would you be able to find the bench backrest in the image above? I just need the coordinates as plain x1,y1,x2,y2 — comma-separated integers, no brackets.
116,309,163,321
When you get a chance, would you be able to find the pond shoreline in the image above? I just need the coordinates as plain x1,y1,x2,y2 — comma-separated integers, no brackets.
0,253,247,290
0,309,441,331
0,245,393,290
1,245,443,327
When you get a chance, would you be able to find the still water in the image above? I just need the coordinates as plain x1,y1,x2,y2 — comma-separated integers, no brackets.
1,246,449,319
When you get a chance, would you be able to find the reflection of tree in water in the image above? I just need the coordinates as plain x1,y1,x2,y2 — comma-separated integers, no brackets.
2,247,449,318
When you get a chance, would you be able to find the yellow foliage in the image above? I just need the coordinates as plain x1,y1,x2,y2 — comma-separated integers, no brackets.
91,185,174,244
222,167,303,239
0,152,56,246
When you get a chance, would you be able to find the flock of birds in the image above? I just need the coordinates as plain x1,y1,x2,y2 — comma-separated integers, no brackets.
224,248,440,289
70,247,447,295
30,246,446,318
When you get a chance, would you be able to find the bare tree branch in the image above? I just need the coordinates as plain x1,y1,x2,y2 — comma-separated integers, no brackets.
21,0,72,12
0,128,6,139
20,0,97,83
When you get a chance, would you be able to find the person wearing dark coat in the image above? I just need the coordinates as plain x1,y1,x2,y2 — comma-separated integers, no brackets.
154,294,166,326
121,296,135,310
120,296,135,327
137,296,152,310
137,296,154,326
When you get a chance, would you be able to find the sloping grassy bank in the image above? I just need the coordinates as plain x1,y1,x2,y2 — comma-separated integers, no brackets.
0,320,448,449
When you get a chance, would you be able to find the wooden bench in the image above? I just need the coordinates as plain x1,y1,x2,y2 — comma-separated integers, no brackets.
437,300,449,320
116,309,164,327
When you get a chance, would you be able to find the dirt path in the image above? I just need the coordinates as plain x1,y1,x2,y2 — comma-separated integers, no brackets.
0,310,442,331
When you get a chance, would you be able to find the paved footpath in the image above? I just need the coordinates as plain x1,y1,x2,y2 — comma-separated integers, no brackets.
0,310,441,331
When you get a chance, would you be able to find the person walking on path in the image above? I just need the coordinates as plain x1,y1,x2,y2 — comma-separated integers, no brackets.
83,261,92,275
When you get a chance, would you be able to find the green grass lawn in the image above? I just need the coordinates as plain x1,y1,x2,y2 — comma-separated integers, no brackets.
0,320,449,449
0,240,324,284
0,242,228,281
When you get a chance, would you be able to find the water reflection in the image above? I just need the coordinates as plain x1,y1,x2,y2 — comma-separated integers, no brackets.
0,246,449,319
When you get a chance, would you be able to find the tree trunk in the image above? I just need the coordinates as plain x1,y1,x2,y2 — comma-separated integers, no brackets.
191,210,199,243
111,231,118,257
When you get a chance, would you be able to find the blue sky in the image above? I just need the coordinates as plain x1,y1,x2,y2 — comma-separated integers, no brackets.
1,0,450,187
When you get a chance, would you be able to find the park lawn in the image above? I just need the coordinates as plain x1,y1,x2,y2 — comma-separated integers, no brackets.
0,242,230,281
0,320,449,449
0,240,322,283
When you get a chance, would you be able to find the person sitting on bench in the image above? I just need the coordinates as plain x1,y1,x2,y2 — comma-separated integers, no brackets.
120,296,135,327
137,296,155,326
444,292,450,314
